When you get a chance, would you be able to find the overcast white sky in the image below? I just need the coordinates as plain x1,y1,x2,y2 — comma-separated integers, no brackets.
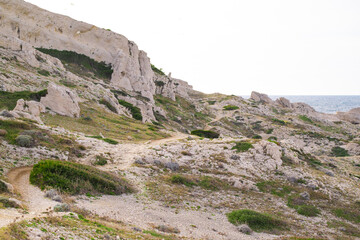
26,0,360,95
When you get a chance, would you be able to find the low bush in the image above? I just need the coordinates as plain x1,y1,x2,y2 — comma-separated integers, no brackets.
252,135,262,139
103,138,118,145
272,118,286,125
30,160,132,195
37,69,50,76
0,197,20,208
0,180,8,193
94,155,108,166
266,128,274,134
170,175,195,187
15,135,33,148
154,80,165,87
232,142,253,152
333,208,360,223
223,105,239,111
151,64,165,75
0,89,47,110
190,130,219,139
296,205,320,217
99,99,117,113
331,146,349,157
118,99,142,121
299,115,313,123
227,209,285,232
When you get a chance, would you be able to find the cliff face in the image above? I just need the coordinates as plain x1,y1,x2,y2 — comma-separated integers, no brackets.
0,0,155,100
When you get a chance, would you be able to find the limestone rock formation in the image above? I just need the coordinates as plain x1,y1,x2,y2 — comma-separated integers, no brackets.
11,99,45,123
275,97,292,108
250,91,273,104
40,83,80,118
154,74,193,101
336,107,360,124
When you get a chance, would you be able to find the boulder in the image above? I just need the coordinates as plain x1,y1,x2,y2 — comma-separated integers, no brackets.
250,91,273,104
40,83,80,118
237,224,252,235
336,107,360,124
275,97,292,108
11,99,45,123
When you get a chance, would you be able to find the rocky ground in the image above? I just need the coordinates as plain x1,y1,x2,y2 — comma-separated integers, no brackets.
0,0,360,239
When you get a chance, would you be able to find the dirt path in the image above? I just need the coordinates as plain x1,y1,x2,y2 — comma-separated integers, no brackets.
0,167,58,228
147,132,188,146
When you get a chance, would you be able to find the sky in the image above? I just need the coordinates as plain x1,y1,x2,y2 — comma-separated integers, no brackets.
25,0,360,95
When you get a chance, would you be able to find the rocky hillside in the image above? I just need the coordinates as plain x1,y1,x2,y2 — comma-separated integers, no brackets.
0,1,359,239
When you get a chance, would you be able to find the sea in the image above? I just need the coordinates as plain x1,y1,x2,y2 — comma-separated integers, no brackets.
242,95,360,114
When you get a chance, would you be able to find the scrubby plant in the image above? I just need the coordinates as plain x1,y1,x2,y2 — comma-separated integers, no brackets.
272,118,286,125
0,180,8,193
30,160,132,195
94,155,108,166
103,138,118,145
151,64,165,75
154,80,165,87
266,128,274,134
333,208,360,223
15,135,33,148
295,205,320,217
37,69,50,76
99,99,117,113
190,130,219,139
170,175,195,187
0,197,20,208
207,100,216,105
37,48,113,80
223,105,239,110
118,99,142,121
252,135,262,139
0,89,47,110
331,146,349,157
227,209,285,232
299,115,313,123
232,142,253,152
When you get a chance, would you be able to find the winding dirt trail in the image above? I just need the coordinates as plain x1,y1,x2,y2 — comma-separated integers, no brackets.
0,167,58,228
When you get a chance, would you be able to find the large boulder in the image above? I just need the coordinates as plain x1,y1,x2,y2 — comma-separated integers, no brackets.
275,97,292,108
336,107,360,124
250,91,273,104
40,83,80,118
11,99,46,123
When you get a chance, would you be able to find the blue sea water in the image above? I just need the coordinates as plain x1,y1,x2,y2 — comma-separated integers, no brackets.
242,95,360,114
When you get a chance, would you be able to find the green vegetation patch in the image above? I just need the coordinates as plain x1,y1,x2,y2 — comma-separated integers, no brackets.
256,181,294,197
299,115,313,123
151,64,165,76
0,181,8,193
190,130,219,139
37,69,50,76
272,118,286,125
30,160,132,195
0,197,20,208
232,142,253,152
0,89,47,110
333,208,360,223
170,175,195,187
99,99,117,113
169,174,230,191
36,48,113,80
287,195,320,217
118,99,142,121
0,119,31,144
223,105,239,111
331,146,349,157
227,209,285,232
86,135,118,145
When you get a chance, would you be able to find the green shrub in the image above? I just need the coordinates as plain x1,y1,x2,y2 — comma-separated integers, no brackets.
223,105,239,111
331,146,349,157
170,175,195,187
15,135,33,148
37,69,50,76
299,115,313,123
0,180,8,193
296,205,320,217
268,136,277,141
0,89,47,110
256,181,293,197
118,100,142,121
151,64,165,75
154,80,165,87
30,160,132,195
266,128,274,134
232,142,253,152
272,118,286,125
94,155,108,166
333,208,360,223
103,138,118,145
190,130,219,139
227,209,285,232
37,48,113,80
252,135,262,139
0,120,31,144
99,99,117,113
207,100,216,105
0,197,20,208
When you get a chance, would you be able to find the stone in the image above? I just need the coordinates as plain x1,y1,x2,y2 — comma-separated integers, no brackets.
300,191,310,200
275,97,292,108
237,224,252,235
0,110,14,118
52,195,63,202
54,203,70,212
250,91,273,104
40,83,80,117
0,129,7,136
12,99,45,123
164,162,180,171
336,107,360,124
45,189,58,199
325,170,334,177
230,155,240,160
